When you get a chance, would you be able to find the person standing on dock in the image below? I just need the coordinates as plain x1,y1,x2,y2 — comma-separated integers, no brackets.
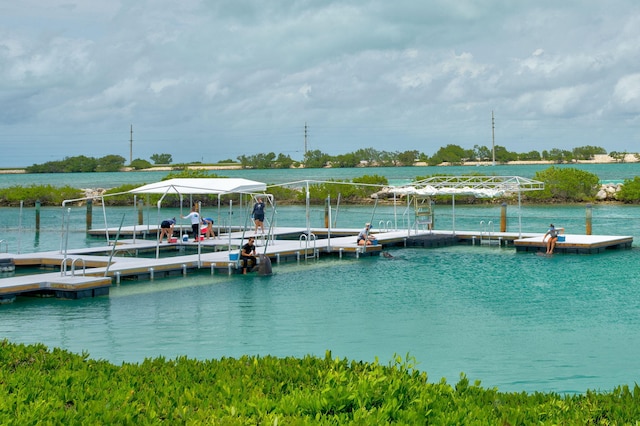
158,217,176,243
252,197,266,235
240,236,257,274
182,206,201,242
543,223,564,254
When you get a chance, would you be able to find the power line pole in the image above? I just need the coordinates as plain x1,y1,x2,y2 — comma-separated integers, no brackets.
491,111,495,166
304,122,308,157
129,124,133,165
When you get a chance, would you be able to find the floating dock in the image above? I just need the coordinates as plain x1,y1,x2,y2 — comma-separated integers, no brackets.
0,227,633,302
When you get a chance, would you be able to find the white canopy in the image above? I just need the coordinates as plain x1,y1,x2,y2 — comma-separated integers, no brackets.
129,178,267,195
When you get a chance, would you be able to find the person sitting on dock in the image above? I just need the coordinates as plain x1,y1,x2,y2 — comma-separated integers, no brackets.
240,237,257,274
159,217,176,243
181,207,201,242
543,223,564,254
202,217,215,239
357,223,377,246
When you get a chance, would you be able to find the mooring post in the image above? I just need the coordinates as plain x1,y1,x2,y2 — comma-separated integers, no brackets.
500,202,507,232
86,199,92,231
324,197,329,228
35,200,41,232
137,199,144,225
430,200,435,230
586,203,592,235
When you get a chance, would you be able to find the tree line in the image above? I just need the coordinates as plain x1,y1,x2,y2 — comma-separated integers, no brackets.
203,144,634,168
22,145,634,173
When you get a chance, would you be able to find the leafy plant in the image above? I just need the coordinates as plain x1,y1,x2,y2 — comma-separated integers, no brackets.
528,166,599,202
616,176,640,203
0,185,83,206
3,341,640,424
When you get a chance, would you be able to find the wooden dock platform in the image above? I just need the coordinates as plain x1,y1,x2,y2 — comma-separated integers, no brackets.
513,233,634,254
0,227,633,302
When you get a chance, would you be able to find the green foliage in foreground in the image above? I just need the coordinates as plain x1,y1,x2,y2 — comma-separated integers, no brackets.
0,185,83,206
2,341,640,424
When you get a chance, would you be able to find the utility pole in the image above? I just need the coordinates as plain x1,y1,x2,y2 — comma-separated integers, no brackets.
491,111,496,166
304,122,308,157
129,124,133,165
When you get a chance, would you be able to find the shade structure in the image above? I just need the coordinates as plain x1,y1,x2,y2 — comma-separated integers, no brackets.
390,175,544,197
390,176,545,237
128,178,267,195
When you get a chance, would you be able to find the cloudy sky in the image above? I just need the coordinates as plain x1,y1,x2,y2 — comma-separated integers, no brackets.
1,0,640,167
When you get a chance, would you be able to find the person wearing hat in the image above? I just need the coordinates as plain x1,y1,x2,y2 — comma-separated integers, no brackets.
357,222,377,246
543,223,564,254
159,217,176,243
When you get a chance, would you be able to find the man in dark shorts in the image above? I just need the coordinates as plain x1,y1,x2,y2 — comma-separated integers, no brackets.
240,237,257,274
159,217,176,243
251,197,266,234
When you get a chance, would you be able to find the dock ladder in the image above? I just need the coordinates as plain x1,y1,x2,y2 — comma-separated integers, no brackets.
299,232,317,259
414,197,433,233
479,221,502,246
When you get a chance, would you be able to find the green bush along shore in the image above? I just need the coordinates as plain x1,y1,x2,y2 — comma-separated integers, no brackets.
3,167,640,207
2,340,640,424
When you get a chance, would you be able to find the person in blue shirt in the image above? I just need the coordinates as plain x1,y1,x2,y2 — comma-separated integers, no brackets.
202,217,215,239
159,217,176,243
251,197,266,234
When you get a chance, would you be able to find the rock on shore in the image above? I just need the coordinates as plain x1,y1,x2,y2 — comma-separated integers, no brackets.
596,183,622,201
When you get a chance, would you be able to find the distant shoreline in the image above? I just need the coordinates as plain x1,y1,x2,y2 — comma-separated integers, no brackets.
0,154,637,174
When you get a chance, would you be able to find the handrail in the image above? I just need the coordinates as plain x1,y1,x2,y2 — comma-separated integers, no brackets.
480,220,495,244
60,258,72,276
299,232,317,259
70,258,86,276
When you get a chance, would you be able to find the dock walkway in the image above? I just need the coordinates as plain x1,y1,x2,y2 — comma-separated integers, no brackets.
0,227,633,302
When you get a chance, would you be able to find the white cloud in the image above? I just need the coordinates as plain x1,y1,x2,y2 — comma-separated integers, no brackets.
1,0,640,165
614,74,640,110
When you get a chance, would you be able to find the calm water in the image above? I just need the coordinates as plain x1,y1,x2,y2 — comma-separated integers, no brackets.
1,162,640,189
2,167,640,395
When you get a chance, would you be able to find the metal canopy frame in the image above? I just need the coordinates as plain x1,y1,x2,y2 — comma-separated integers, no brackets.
391,175,544,197
391,176,545,237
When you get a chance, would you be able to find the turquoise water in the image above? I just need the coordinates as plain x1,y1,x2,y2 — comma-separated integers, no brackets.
2,168,640,395
2,246,640,395
1,162,639,188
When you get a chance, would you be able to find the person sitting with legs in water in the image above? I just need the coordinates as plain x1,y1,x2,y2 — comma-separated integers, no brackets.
543,223,564,254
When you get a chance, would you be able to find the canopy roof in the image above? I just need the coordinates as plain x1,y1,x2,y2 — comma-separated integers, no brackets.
391,175,544,198
129,178,267,195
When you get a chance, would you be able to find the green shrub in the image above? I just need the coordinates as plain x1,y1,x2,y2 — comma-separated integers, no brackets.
617,176,640,203
3,341,640,424
0,185,83,206
527,166,599,202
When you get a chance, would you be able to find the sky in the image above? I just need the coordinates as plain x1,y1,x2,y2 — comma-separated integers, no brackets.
1,0,640,167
